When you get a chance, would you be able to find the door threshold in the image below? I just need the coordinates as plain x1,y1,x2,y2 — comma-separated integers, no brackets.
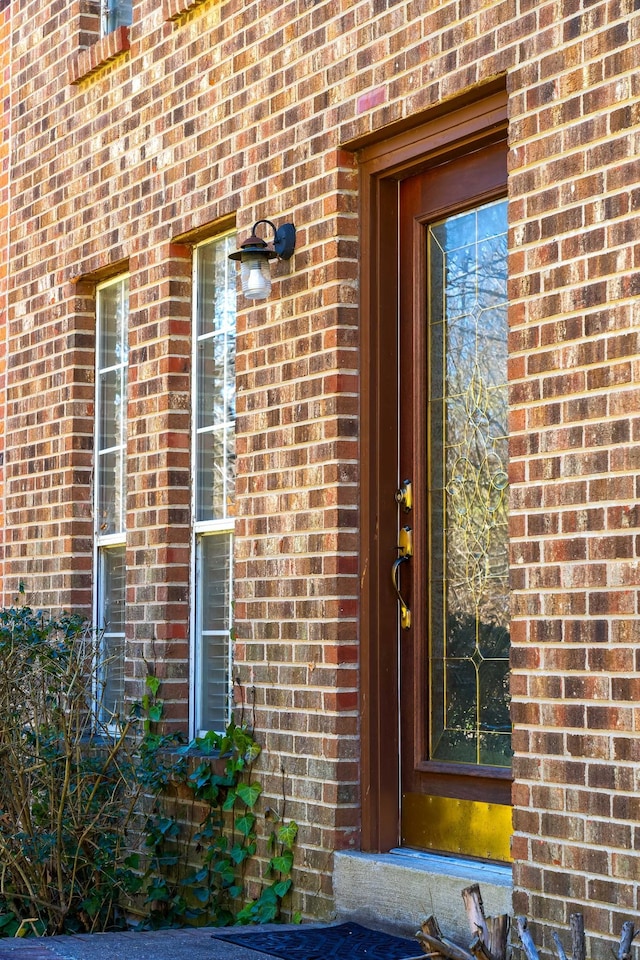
388,847,513,884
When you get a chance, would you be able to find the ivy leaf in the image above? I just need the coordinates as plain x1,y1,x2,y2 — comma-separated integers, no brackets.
235,813,256,837
236,781,261,809
145,886,170,903
273,878,292,898
124,875,144,894
277,821,298,847
148,703,163,723
244,741,261,763
191,886,210,903
156,817,179,837
146,675,161,696
229,842,248,865
222,789,237,811
270,849,294,873
156,854,180,866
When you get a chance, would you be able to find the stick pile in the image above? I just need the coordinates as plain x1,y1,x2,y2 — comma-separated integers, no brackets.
517,913,638,960
413,885,638,960
416,884,510,960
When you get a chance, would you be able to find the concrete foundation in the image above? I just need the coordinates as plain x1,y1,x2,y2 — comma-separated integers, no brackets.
334,849,513,941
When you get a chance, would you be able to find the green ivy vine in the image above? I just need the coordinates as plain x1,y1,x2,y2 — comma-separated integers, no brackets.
131,675,299,929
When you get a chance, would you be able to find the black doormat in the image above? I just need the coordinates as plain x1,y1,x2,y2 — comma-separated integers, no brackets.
212,921,420,960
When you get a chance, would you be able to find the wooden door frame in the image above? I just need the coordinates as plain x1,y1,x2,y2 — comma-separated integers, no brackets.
354,86,509,852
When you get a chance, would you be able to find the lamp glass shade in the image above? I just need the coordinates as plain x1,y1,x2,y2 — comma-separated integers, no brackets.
241,254,272,300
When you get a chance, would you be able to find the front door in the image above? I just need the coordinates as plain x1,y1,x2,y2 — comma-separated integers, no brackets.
395,142,512,861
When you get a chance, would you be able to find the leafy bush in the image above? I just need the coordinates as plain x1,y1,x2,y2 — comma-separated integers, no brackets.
0,607,297,936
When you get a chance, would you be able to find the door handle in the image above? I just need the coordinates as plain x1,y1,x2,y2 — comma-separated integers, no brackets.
392,525,412,630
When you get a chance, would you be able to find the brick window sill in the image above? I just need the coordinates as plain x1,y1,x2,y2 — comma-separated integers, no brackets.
163,0,208,21
68,25,130,84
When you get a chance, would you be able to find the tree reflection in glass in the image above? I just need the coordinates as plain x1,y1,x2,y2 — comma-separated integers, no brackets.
428,198,511,768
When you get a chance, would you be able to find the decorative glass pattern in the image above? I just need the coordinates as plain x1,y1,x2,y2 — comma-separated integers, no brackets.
193,233,236,734
428,198,511,768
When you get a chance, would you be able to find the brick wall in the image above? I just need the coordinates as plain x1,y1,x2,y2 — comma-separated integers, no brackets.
0,0,9,593
507,2,640,951
4,0,640,941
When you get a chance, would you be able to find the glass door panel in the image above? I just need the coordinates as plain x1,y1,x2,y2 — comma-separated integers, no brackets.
398,141,512,862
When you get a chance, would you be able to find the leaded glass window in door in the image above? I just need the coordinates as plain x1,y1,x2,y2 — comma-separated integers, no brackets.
427,198,510,768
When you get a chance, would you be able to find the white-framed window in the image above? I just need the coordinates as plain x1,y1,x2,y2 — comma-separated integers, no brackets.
94,274,129,722
101,0,132,35
192,232,236,735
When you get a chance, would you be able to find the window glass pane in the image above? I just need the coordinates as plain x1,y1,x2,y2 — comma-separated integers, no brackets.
198,533,232,733
197,335,228,430
428,198,511,768
195,237,236,523
194,235,236,735
99,367,125,453
98,279,129,369
102,0,132,34
225,422,236,513
95,278,128,722
199,633,230,734
97,279,128,537
196,428,222,522
99,545,125,721
98,448,123,535
201,533,231,629
196,236,236,340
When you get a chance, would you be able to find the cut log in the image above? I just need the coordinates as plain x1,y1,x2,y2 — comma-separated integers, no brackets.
570,913,586,960
416,916,446,959
470,935,493,960
462,884,490,946
517,916,541,960
416,928,476,960
422,916,445,941
487,914,510,960
552,931,568,960
418,899,640,960
416,885,509,960
618,921,636,960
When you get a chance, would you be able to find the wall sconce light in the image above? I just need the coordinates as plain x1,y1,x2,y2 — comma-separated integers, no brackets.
228,219,296,300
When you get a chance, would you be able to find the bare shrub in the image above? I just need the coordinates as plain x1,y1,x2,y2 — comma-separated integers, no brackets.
0,606,140,935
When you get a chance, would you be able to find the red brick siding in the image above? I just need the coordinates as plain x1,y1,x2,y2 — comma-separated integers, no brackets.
126,243,193,725
0,0,10,594
507,2,640,951
3,0,640,939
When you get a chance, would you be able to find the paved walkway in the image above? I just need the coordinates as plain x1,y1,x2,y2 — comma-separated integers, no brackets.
0,925,308,960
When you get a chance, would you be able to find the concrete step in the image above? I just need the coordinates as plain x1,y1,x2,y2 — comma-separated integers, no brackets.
334,849,513,942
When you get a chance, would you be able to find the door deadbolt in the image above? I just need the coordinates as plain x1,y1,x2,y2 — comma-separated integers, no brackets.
397,525,413,558
395,479,413,512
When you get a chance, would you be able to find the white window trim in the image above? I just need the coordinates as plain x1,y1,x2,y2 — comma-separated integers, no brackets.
190,233,236,738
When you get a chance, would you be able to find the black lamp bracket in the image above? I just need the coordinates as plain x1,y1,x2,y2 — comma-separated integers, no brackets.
252,220,296,261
